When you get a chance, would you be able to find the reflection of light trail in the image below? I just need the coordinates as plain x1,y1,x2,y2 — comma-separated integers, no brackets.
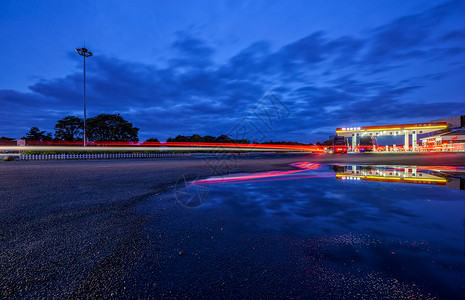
202,173,336,185
193,162,329,185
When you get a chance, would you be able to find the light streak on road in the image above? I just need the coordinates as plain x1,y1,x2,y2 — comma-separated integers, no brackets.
0,145,318,152
0,141,325,152
192,162,326,185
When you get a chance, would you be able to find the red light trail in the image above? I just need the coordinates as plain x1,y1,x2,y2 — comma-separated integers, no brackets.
0,140,328,153
191,162,330,185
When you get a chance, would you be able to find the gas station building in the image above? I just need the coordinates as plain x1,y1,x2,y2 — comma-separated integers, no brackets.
335,115,465,152
336,122,447,151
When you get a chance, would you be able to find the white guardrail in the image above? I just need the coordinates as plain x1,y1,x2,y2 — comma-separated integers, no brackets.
19,152,190,160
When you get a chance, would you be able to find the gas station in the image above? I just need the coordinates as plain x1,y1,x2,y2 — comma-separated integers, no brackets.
335,122,448,152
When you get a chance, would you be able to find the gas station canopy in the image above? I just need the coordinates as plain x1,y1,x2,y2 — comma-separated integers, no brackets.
336,122,448,136
336,122,448,151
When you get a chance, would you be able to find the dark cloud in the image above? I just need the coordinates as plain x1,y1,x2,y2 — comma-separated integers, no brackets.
366,2,454,62
441,29,465,41
170,32,215,70
218,41,272,80
172,32,215,58
1,1,464,142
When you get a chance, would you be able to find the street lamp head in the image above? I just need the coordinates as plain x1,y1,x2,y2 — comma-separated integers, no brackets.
75,47,93,57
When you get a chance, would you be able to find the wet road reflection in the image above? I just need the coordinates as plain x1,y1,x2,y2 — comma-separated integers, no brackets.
177,163,465,298
193,162,465,190
333,164,464,190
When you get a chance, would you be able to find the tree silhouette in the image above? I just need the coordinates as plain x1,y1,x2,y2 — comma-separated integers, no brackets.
22,127,53,141
54,116,83,141
145,137,159,142
86,114,139,141
165,134,249,144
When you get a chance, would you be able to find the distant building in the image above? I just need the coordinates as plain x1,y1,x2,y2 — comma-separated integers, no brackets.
420,115,465,151
429,115,465,129
420,129,465,146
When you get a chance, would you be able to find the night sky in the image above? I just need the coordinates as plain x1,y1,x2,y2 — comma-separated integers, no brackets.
1,0,464,143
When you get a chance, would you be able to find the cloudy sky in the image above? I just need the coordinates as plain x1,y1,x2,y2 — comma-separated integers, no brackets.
1,0,464,142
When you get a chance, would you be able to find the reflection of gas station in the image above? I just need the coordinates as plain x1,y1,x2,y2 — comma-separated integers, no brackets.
336,122,448,152
333,165,465,190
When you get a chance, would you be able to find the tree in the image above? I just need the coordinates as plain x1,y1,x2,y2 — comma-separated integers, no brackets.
22,127,53,141
316,140,333,146
0,136,15,146
215,134,232,143
261,140,304,145
145,137,159,142
86,114,139,141
54,116,83,141
143,137,160,146
166,134,249,144
170,135,190,142
190,134,203,142
203,135,216,143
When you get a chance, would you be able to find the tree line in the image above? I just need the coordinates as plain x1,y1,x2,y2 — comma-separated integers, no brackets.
164,135,308,145
22,114,139,142
13,114,312,145
165,134,249,144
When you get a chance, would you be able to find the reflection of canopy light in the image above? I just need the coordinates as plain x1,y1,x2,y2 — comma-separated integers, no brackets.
336,174,447,184
403,177,447,183
341,176,361,180
366,175,401,181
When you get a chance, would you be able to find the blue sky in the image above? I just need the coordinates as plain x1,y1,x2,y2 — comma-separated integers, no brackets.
1,0,464,142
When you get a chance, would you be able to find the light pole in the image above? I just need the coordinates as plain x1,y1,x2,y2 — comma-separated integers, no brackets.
75,47,93,146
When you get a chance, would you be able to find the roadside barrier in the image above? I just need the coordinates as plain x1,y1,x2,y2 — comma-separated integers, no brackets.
19,152,190,160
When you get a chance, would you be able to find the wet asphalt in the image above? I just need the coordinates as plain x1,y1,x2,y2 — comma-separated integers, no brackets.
1,153,465,298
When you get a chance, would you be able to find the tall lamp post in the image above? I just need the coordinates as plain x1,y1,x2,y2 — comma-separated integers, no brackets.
75,47,93,146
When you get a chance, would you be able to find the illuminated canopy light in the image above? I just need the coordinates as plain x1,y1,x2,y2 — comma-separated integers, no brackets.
337,127,365,132
336,122,447,134
404,125,447,130
336,127,402,133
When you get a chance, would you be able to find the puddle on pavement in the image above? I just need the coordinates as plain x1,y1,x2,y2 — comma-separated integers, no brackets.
143,162,465,298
